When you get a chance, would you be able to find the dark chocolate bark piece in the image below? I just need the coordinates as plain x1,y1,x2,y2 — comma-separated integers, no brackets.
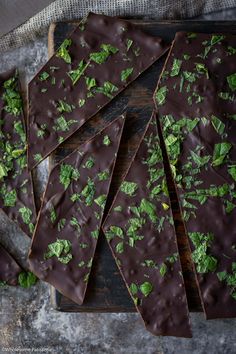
27,12,169,170
154,32,236,319
102,113,192,338
28,114,125,304
0,244,22,286
0,69,36,237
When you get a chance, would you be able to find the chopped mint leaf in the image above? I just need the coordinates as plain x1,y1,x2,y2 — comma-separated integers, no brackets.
195,63,209,79
183,71,196,82
120,181,138,196
121,67,133,82
90,44,118,64
39,72,49,81
228,165,236,181
170,58,182,77
50,206,57,223
0,163,8,180
79,98,85,107
53,116,77,132
14,121,26,143
116,241,124,254
100,43,119,54
84,157,95,169
19,207,34,234
85,77,96,90
105,225,124,241
56,38,72,64
162,202,169,210
57,100,74,113
91,229,99,239
227,73,236,91
212,142,232,167
159,263,167,277
98,169,110,181
78,261,85,268
3,189,17,207
211,115,225,135
70,217,81,234
70,193,80,202
18,271,37,288
139,198,157,223
3,74,23,116
129,283,138,295
126,38,133,51
81,177,95,206
94,194,107,209
94,81,118,98
44,239,72,264
59,163,80,189
217,262,236,300
68,60,89,85
57,218,66,232
140,281,153,297
103,135,111,146
211,35,225,46
155,86,168,105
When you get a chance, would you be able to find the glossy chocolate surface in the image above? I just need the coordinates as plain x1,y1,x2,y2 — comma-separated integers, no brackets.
154,32,236,319
28,115,125,304
28,12,168,169
0,69,36,237
103,113,192,337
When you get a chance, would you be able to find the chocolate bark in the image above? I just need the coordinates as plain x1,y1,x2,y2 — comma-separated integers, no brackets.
28,114,125,304
102,113,192,337
0,69,36,237
0,244,22,286
27,12,169,170
154,32,236,319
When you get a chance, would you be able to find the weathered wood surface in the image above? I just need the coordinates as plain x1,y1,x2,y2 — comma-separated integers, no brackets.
48,20,236,312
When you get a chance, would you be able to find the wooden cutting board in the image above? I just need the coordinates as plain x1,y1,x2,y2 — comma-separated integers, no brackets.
48,19,236,313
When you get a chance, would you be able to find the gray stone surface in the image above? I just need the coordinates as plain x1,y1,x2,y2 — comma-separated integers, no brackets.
0,9,236,354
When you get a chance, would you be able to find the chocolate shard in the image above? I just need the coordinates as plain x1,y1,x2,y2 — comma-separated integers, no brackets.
102,113,192,338
27,12,169,170
28,114,125,304
0,244,22,286
0,69,36,237
154,32,236,319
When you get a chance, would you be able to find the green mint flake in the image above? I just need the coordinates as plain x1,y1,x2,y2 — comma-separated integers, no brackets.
79,98,85,107
0,163,8,180
18,271,37,288
183,54,190,60
217,263,236,300
90,43,118,64
114,205,122,212
3,189,17,207
139,198,157,223
139,281,153,297
85,77,96,90
59,163,80,189
53,116,77,132
227,73,236,91
98,169,110,181
210,35,224,46
155,86,168,105
70,217,81,235
189,232,218,273
211,115,225,135
126,38,133,51
94,194,107,209
70,193,80,202
84,157,95,169
81,177,96,206
19,207,34,234
91,229,99,239
187,33,197,39
141,260,157,268
14,121,26,143
218,92,234,101
115,241,124,254
183,71,196,82
78,260,85,268
170,58,182,77
159,263,167,277
227,46,236,55
94,81,118,98
127,218,145,247
57,100,74,113
195,63,209,79
121,67,133,82
56,38,72,64
44,239,73,264
162,202,169,210
39,72,49,81
105,225,124,241
129,282,138,295
212,142,232,167
103,135,111,146
50,206,57,223
225,200,236,214
57,218,66,232
3,74,23,116
80,242,88,249
190,150,211,168
228,165,236,181
68,60,89,85
120,181,138,196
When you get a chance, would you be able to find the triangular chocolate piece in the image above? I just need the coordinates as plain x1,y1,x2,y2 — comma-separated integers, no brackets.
0,69,36,237
28,114,125,304
27,12,168,169
103,113,192,337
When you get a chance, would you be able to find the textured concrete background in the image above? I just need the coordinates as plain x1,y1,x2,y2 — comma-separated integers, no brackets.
0,8,236,354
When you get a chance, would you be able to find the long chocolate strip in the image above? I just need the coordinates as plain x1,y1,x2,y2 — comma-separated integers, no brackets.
28,114,125,304
154,32,236,319
102,113,192,337
27,12,169,170
0,69,36,237
0,244,22,286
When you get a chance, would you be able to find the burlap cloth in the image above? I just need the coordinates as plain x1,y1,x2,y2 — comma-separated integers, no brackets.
0,0,236,52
